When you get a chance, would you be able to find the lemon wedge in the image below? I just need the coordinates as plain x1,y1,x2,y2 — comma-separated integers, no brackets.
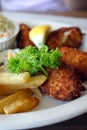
29,25,51,49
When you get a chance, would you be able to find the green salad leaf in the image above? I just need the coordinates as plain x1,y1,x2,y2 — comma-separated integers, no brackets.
8,45,61,77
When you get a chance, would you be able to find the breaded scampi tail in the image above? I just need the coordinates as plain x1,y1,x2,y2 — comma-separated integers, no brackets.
47,27,83,49
16,24,35,49
40,65,84,101
60,46,87,80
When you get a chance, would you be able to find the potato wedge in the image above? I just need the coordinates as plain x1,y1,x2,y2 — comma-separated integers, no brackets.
0,89,33,114
3,97,39,114
8,51,14,60
0,72,30,85
0,75,47,95
23,74,47,88
31,88,43,97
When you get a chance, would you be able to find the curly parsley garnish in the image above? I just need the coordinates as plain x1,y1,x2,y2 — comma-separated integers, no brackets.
8,45,61,77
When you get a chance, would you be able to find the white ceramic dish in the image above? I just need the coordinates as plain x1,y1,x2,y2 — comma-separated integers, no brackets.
0,12,87,130
0,15,19,51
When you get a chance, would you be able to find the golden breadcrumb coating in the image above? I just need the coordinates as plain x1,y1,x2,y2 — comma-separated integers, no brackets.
47,27,83,49
60,46,87,80
40,65,84,101
16,24,35,49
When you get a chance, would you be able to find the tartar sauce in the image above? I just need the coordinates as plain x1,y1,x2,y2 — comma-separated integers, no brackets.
0,15,15,42
0,49,20,72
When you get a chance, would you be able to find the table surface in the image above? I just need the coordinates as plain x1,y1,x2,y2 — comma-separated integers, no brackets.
22,10,87,18
25,10,87,130
44,11,87,18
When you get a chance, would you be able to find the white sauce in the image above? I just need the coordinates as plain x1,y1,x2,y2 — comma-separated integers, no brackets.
0,49,20,72
0,50,9,72
0,15,15,42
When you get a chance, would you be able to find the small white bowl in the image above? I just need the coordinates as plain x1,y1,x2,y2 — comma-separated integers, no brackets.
0,18,19,51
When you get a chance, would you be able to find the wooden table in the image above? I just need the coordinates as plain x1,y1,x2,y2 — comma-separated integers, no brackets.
44,11,87,18
25,11,87,130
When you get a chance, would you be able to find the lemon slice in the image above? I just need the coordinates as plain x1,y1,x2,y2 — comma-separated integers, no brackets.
29,25,51,49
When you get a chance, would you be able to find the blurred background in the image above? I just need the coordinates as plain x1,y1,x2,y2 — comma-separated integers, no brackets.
0,0,87,12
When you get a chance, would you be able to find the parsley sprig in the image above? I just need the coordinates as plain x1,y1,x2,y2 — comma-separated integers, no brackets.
8,45,61,77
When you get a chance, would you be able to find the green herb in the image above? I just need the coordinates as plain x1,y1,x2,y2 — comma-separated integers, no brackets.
8,45,61,77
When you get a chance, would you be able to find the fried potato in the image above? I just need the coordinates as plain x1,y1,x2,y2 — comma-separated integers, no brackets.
8,51,14,60
31,88,43,97
0,72,30,85
0,75,47,95
3,97,39,114
0,89,33,114
8,49,20,60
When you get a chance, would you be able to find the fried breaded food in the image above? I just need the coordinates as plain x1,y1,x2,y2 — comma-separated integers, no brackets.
16,24,35,48
47,27,83,49
60,46,87,80
40,66,84,101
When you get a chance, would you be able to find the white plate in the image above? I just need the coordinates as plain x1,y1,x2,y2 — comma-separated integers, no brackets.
0,12,87,130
